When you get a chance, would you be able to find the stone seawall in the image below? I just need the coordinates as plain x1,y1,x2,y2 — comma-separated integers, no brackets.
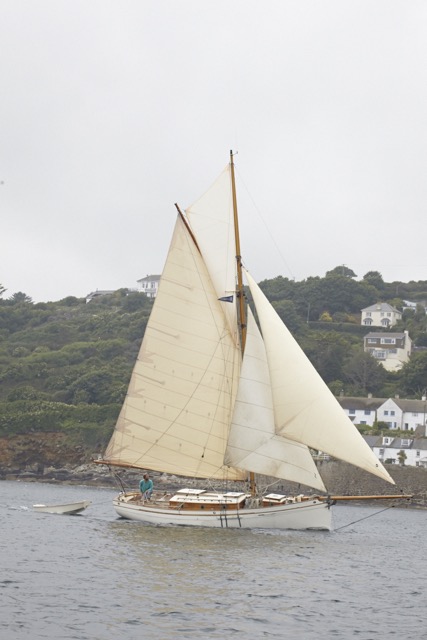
273,460,427,507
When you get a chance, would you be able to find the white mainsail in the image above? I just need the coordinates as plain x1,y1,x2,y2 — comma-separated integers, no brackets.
103,214,245,481
245,269,394,485
225,307,327,492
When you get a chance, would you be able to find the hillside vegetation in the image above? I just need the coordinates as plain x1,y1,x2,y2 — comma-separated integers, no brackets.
1,269,427,466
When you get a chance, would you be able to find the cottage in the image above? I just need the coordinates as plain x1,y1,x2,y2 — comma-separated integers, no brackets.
137,274,160,298
363,330,411,371
337,396,383,427
361,302,402,328
364,435,427,467
338,395,427,432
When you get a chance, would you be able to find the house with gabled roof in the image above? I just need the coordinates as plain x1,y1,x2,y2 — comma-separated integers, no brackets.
337,395,427,432
137,274,160,298
361,302,402,328
364,330,411,371
337,395,383,427
377,397,427,431
363,435,427,467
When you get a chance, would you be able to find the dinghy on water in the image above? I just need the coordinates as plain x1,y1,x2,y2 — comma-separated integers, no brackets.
33,500,91,515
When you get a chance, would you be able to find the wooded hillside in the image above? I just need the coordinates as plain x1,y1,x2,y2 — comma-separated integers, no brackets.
1,269,427,464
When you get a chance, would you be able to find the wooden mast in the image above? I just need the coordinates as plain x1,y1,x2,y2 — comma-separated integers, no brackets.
230,150,256,496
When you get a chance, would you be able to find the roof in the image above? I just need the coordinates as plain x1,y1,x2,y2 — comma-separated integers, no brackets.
362,302,401,314
338,396,385,410
338,395,427,413
387,398,427,412
364,331,407,339
364,436,427,451
86,290,115,299
137,274,161,283
363,435,383,447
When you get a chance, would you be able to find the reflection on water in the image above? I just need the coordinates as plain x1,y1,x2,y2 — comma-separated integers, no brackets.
1,481,425,639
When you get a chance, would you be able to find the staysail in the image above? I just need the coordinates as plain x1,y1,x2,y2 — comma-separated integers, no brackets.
225,307,327,492
245,269,394,485
103,214,245,481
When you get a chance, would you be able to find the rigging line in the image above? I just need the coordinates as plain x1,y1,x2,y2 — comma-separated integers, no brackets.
334,504,398,532
234,165,296,281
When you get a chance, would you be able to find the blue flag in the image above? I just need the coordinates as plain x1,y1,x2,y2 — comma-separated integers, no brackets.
218,295,234,303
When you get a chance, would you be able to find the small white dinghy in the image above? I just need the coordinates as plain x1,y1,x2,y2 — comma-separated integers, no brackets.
33,500,91,515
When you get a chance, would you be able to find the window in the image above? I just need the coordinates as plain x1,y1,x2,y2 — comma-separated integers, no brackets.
349,409,355,415
384,411,389,416
373,350,386,359
364,410,371,415
381,338,396,344
390,411,395,416
379,448,385,456
416,451,420,457
367,338,377,344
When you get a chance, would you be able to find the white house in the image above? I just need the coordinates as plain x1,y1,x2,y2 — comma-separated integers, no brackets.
363,330,411,371
137,274,160,298
361,302,402,328
364,435,427,467
338,395,427,432
377,397,427,431
337,396,383,427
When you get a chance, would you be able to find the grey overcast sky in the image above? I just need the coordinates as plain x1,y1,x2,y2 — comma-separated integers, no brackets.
1,1,427,302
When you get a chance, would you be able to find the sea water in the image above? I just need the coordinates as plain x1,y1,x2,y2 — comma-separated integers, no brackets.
1,480,426,639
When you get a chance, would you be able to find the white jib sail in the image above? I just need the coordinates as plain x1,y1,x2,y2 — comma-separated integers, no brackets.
225,307,327,492
245,270,394,485
103,215,245,481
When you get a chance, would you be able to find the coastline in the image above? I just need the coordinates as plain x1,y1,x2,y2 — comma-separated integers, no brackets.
2,460,426,509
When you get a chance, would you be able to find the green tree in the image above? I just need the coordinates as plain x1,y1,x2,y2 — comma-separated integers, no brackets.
397,450,407,466
304,331,350,383
8,292,33,304
399,352,427,396
326,265,357,278
362,271,385,292
299,275,377,317
342,350,386,395
272,300,303,333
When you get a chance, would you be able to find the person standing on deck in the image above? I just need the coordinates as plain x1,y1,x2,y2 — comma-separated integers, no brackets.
140,473,153,501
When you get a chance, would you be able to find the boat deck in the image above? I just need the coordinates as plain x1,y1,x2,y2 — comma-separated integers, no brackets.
120,489,313,512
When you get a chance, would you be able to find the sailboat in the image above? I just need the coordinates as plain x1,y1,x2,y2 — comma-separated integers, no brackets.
95,152,407,531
